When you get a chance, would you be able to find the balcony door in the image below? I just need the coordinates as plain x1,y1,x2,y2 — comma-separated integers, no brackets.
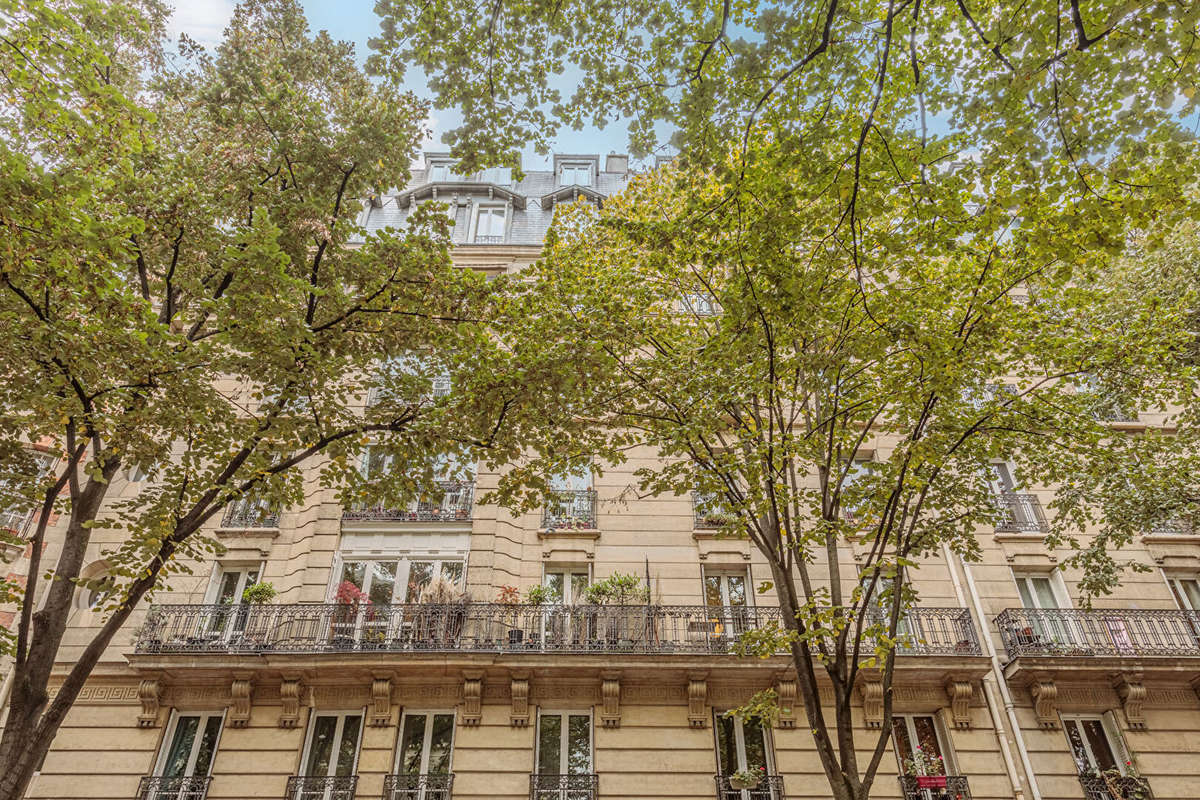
704,569,751,641
1063,713,1132,799
295,711,362,800
543,569,591,648
533,711,593,800
1167,575,1200,646
392,712,455,800
1013,572,1083,649
147,712,224,800
891,714,958,800
715,713,777,800
205,565,261,640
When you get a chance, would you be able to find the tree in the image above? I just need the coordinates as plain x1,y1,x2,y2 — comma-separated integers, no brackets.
485,140,1200,800
0,2,540,796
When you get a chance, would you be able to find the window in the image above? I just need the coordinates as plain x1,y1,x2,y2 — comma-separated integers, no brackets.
703,569,751,638
891,714,950,776
681,292,718,316
559,163,592,186
550,466,592,492
544,466,596,530
393,711,455,800
127,463,150,483
1062,714,1128,777
1012,571,1080,649
151,711,224,794
79,575,116,611
296,711,363,792
0,451,57,532
475,166,511,184
1169,576,1200,611
336,557,464,605
428,163,454,182
1014,573,1069,609
544,569,590,604
840,459,872,522
534,711,592,780
472,205,506,243
964,382,1016,409
987,462,1044,532
714,713,776,799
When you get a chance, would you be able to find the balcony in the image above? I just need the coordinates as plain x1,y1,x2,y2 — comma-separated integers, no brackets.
542,489,597,530
530,774,597,800
1148,518,1194,536
996,608,1200,658
285,776,357,800
1079,774,1153,800
715,774,785,799
384,773,453,800
473,235,504,245
992,493,1046,533
693,492,735,530
898,775,971,800
219,496,278,529
136,776,212,800
342,482,474,523
134,603,979,657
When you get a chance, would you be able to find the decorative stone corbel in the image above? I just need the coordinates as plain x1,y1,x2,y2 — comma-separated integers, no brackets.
510,672,530,728
600,671,621,729
137,678,162,728
279,676,303,728
775,674,798,729
859,677,884,729
1191,675,1200,707
461,670,483,727
1112,673,1147,730
944,677,973,730
229,675,253,728
1030,674,1059,729
688,672,709,728
371,675,393,727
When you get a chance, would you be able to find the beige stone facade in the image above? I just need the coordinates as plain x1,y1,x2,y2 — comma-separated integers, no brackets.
4,155,1200,800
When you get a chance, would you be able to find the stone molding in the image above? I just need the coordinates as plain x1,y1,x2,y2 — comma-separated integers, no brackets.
1112,673,1147,730
229,675,253,728
461,670,483,727
510,672,530,728
859,677,884,729
371,675,393,727
600,672,621,728
137,678,162,728
279,676,304,728
1030,675,1059,729
687,672,708,728
944,677,973,730
775,674,798,729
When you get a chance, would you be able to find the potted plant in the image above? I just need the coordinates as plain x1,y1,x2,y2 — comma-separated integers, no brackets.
728,767,766,790
585,572,651,648
230,581,277,649
331,580,369,647
241,581,277,604
903,746,945,777
498,585,524,646
418,577,466,646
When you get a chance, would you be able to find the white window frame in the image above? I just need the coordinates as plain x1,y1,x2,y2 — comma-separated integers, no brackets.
702,568,753,608
153,710,226,778
392,709,457,776
330,555,465,605
543,567,591,604
428,162,455,182
470,204,507,243
1165,572,1200,611
713,710,776,774
299,709,366,779
1012,571,1071,609
534,709,593,775
559,163,593,186
1061,712,1130,776
890,713,958,776
985,462,1021,495
204,562,266,605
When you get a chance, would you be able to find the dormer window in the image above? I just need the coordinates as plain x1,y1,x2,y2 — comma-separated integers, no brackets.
476,166,512,184
560,162,593,186
429,162,454,182
473,205,506,244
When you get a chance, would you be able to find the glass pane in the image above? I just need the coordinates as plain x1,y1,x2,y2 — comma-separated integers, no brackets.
335,715,362,776
1081,719,1117,771
246,569,260,585
305,715,338,776
551,466,590,491
216,572,241,605
891,717,913,764
162,717,200,777
1179,579,1200,611
366,448,390,479
741,718,767,771
570,573,589,604
368,562,398,605
441,562,464,587
715,714,737,774
1016,578,1036,609
545,574,565,603
427,714,455,774
398,714,427,774
567,715,590,774
726,576,747,607
406,562,435,602
341,562,367,592
537,714,562,774
193,716,223,776
1064,720,1092,772
911,717,945,775
704,576,723,608
1032,578,1059,609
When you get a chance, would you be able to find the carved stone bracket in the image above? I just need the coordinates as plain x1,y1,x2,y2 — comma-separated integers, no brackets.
688,672,708,728
600,672,621,729
137,678,162,728
775,674,798,729
511,672,530,728
1030,674,1059,729
944,677,973,730
859,678,884,729
1192,676,1200,708
229,675,253,728
279,676,303,728
461,670,483,727
1112,673,1147,730
371,675,393,727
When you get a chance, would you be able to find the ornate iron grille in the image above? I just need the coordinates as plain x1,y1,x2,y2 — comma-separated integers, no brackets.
693,492,735,530
285,775,358,800
992,493,1046,532
714,774,786,800
136,603,979,656
542,489,597,530
1148,518,1194,535
529,774,597,800
342,482,474,522
137,776,213,800
1079,775,1153,800
220,495,278,529
473,235,504,245
996,608,1200,658
898,775,972,800
383,773,453,800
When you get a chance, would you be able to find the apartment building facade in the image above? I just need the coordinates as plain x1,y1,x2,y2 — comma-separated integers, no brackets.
3,153,1200,800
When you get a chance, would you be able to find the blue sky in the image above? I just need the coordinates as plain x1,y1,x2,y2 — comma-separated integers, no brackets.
167,0,628,170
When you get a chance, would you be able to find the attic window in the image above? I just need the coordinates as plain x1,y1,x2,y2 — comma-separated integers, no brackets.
560,163,593,186
429,162,454,182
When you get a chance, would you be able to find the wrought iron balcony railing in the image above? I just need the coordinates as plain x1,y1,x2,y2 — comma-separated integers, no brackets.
693,492,735,530
715,774,786,799
135,603,979,657
383,773,453,800
1148,518,1195,536
529,774,597,800
1079,774,1154,800
996,608,1200,658
542,489,597,530
285,775,358,800
343,482,474,523
137,776,213,800
220,495,278,529
898,775,971,800
992,492,1046,532
473,235,504,245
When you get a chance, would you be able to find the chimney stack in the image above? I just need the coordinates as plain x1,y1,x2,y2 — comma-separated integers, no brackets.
605,153,629,175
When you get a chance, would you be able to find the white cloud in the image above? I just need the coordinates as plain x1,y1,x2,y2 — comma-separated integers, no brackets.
167,0,235,48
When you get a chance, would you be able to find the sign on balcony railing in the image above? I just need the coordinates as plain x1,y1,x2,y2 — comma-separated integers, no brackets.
342,481,474,522
542,489,597,530
996,607,1200,658
899,775,971,800
992,493,1046,533
135,603,980,657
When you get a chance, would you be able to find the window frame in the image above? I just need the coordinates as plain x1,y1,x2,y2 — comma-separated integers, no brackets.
1012,571,1071,609
712,710,776,775
470,204,507,243
890,712,957,776
393,709,457,776
543,567,591,604
153,709,226,779
1061,712,1129,776
534,708,594,775
558,163,593,187
298,708,366,779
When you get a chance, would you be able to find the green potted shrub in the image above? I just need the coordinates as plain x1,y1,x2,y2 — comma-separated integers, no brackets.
585,572,651,648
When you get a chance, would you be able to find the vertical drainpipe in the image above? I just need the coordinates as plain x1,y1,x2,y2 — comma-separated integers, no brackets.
942,543,1041,800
